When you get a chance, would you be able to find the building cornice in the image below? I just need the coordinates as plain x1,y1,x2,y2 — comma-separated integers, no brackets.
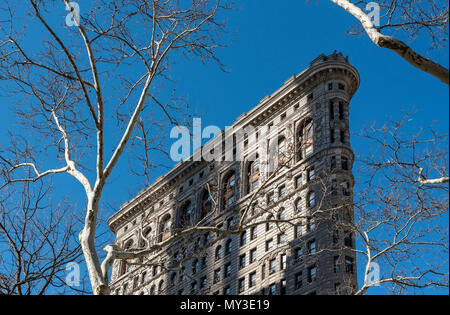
107,52,360,233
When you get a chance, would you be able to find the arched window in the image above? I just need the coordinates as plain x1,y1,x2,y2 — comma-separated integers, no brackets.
215,245,222,260
159,215,172,242
247,155,260,194
141,272,147,284
296,198,303,212
124,239,134,249
152,265,159,277
143,227,153,245
200,190,212,220
223,171,237,210
297,119,314,160
158,280,165,294
179,201,193,228
149,285,156,295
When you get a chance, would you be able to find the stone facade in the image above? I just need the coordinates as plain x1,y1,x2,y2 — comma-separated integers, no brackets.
107,51,360,295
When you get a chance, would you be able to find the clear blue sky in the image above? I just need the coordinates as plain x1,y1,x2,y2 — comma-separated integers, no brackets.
0,0,448,294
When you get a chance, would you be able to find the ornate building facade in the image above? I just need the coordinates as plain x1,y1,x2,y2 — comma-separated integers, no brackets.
107,51,360,295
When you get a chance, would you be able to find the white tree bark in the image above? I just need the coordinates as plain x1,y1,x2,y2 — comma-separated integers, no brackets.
330,0,449,84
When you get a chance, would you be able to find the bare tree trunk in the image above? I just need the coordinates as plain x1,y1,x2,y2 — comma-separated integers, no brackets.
80,195,108,295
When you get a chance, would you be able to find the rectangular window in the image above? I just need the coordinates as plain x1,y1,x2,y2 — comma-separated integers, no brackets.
252,180,259,191
340,130,346,143
345,233,353,247
279,185,286,198
307,167,315,182
305,144,313,157
267,193,275,205
200,276,207,289
191,282,198,294
295,225,302,238
308,240,316,255
261,264,266,280
295,272,303,289
214,269,221,283
331,156,336,170
342,156,349,170
295,175,303,188
307,217,316,232
280,254,287,270
295,247,303,262
202,256,208,269
249,272,257,288
329,101,334,120
238,278,245,293
269,259,276,274
280,279,287,295
224,263,232,278
328,83,333,91
269,283,277,295
339,101,345,120
250,248,257,263
239,254,246,269
266,239,274,251
224,286,231,295
308,191,316,208
345,257,354,274
278,233,286,244
330,129,335,143
240,231,247,247
308,265,317,283
250,226,258,240
343,182,351,196
334,256,340,273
